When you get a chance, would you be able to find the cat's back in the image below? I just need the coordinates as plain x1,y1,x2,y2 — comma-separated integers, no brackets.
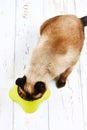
40,15,84,54
40,15,83,37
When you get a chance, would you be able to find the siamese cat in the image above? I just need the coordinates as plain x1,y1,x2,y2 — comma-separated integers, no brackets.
16,15,87,101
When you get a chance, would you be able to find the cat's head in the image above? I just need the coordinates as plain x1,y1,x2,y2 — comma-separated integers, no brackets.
15,76,46,101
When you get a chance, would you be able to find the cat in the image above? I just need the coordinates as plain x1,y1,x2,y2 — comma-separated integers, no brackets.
16,15,87,101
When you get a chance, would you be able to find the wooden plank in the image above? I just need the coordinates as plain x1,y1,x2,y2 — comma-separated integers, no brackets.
75,0,87,129
14,1,49,130
49,65,84,130
0,0,15,130
42,0,76,21
41,0,63,19
75,0,87,17
62,0,76,14
79,30,87,130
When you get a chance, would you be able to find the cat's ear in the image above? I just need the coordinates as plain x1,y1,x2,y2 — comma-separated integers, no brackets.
15,76,26,88
34,81,46,94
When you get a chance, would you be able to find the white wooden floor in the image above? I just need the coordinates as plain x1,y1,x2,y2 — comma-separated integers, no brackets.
0,0,87,130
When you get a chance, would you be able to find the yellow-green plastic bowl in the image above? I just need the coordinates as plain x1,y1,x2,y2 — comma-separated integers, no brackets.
9,85,50,113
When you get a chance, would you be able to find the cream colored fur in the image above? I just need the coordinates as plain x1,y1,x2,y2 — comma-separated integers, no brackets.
24,15,84,94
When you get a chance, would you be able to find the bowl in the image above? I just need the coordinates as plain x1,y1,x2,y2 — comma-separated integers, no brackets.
9,85,50,113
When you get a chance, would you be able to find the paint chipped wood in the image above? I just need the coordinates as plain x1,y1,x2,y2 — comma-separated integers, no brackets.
0,0,87,130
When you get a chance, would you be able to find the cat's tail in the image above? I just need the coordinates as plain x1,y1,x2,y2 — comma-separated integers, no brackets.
80,16,87,27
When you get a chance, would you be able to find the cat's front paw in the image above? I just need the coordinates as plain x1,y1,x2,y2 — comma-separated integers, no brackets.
56,79,66,88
